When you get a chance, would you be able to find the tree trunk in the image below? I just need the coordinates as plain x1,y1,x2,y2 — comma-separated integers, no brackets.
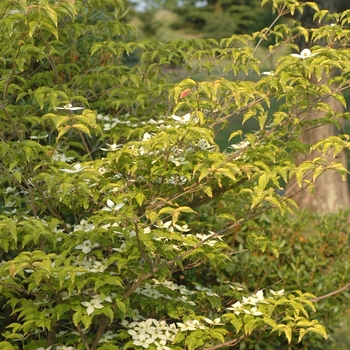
287,93,350,214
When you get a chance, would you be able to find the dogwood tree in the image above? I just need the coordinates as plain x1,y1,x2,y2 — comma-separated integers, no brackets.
1,0,350,349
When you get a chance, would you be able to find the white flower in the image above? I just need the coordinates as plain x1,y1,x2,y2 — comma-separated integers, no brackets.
74,240,100,254
100,143,123,151
99,330,118,343
29,134,48,139
103,122,116,131
290,48,319,59
89,260,107,273
81,296,105,315
102,199,125,211
243,306,263,316
142,132,152,141
154,341,171,350
195,233,221,247
74,219,95,232
227,301,243,315
167,175,188,186
133,337,154,349
229,282,244,291
98,167,107,174
171,113,191,124
197,139,215,151
204,317,223,325
174,223,191,232
5,187,15,193
169,156,189,166
176,319,206,331
262,71,275,76
229,140,250,150
253,290,264,302
55,103,85,111
242,293,262,306
59,163,88,173
52,151,74,162
270,289,285,296
97,113,110,121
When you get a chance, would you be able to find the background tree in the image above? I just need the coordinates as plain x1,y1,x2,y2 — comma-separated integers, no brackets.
286,0,350,213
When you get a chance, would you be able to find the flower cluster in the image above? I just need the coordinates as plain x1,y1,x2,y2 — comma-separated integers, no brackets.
124,318,178,350
177,317,222,331
74,258,107,273
227,290,265,316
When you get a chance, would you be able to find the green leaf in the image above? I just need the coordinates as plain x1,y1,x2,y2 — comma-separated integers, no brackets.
228,130,243,141
284,326,292,343
73,310,82,327
72,123,92,137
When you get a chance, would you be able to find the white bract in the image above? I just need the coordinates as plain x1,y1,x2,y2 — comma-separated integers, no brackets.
74,219,95,232
227,290,265,316
262,71,275,76
227,301,244,315
290,48,319,59
52,151,74,162
81,295,111,315
171,113,191,124
29,134,48,139
74,240,100,254
243,306,263,316
55,103,85,110
176,319,206,331
204,317,223,325
100,143,123,151
229,140,250,150
142,132,152,141
102,199,125,211
242,290,264,305
270,289,285,296
59,163,88,173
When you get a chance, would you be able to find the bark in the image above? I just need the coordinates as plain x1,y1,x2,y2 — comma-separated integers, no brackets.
287,93,350,214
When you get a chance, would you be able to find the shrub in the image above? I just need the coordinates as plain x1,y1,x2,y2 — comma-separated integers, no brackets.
0,1,349,349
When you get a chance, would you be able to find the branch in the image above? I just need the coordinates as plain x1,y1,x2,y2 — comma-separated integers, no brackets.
91,316,110,350
310,282,350,302
204,334,246,350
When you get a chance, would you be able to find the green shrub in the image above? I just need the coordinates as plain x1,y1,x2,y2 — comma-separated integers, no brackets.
0,0,349,349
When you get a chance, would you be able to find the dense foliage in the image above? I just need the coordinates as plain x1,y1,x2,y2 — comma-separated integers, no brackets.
1,0,350,349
